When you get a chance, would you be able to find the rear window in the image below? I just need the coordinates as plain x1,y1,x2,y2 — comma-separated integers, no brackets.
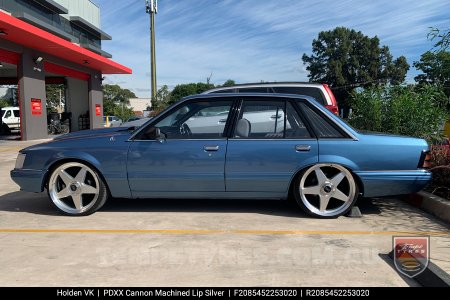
272,87,325,105
299,102,344,138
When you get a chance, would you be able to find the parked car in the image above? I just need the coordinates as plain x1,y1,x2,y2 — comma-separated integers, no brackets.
204,82,339,115
11,93,431,217
1,106,20,132
103,116,122,127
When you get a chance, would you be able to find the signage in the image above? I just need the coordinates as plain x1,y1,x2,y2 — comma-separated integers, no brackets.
95,104,101,116
31,98,42,115
393,236,430,278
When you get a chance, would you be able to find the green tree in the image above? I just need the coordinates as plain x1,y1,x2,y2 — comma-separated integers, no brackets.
221,79,236,87
102,84,137,120
349,84,447,141
413,51,450,85
151,85,171,109
45,84,65,113
169,82,214,104
302,27,409,106
103,84,136,104
428,25,450,52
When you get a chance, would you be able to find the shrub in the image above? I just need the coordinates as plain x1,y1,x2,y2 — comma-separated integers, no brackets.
349,84,448,141
428,140,450,200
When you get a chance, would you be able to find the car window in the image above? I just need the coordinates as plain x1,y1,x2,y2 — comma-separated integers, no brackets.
272,87,326,105
298,102,344,138
143,100,234,140
285,102,311,139
4,110,11,118
234,100,311,139
13,110,20,117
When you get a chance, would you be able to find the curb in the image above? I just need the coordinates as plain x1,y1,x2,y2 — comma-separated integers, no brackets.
388,250,450,287
405,191,450,224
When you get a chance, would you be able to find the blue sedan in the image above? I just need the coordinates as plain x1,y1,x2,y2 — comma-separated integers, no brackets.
11,94,431,218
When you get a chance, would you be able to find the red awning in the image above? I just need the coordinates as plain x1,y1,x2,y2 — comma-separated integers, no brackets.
0,11,132,75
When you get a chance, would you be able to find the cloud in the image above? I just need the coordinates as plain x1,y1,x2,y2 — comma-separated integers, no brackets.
97,0,450,97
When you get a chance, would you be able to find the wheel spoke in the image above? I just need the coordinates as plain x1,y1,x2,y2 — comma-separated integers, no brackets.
331,172,346,186
314,168,328,185
56,187,71,199
81,184,98,195
333,189,349,202
75,167,87,183
301,185,320,195
319,195,330,212
58,170,73,185
71,194,83,210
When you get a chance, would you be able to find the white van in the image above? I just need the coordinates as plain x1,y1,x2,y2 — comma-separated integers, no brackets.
1,107,20,131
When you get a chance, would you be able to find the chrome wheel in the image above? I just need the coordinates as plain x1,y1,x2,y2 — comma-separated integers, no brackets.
298,164,357,217
48,162,100,215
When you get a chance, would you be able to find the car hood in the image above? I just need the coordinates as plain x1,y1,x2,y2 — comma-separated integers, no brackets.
53,127,134,141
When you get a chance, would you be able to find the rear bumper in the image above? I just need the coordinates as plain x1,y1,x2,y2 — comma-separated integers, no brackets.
10,169,46,193
354,170,432,198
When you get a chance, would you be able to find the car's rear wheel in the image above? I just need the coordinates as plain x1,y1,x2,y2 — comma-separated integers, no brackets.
294,164,358,218
48,162,108,216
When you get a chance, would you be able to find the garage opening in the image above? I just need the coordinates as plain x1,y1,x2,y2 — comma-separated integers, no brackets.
0,60,20,139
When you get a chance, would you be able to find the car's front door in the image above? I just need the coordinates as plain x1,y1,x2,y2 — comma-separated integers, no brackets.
225,98,318,195
127,99,235,197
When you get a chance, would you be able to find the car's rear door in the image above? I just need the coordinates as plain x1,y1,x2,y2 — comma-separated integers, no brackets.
225,97,318,195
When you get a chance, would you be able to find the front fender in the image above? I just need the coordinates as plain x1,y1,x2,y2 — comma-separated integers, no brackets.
44,151,102,173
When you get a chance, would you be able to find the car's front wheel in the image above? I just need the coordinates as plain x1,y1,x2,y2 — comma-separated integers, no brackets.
294,164,358,218
48,162,108,216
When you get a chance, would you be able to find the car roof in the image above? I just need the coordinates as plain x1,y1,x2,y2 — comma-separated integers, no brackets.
204,82,325,94
1,107,19,110
182,92,318,103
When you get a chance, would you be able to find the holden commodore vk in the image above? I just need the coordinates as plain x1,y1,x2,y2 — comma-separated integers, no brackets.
11,94,431,218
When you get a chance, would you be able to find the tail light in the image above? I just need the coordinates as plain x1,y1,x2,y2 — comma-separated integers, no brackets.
418,150,432,169
323,84,339,116
325,105,339,115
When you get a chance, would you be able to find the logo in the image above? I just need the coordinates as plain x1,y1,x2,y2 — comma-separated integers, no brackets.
393,236,429,278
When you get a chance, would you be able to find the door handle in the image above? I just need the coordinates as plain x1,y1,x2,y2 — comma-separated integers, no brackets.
218,119,227,124
295,145,311,152
270,115,282,119
204,145,219,152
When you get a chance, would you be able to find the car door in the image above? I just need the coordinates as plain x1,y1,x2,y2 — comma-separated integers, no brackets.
127,98,235,197
225,98,318,194
11,109,20,128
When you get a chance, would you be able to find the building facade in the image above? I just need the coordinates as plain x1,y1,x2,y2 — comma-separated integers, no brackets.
0,0,131,140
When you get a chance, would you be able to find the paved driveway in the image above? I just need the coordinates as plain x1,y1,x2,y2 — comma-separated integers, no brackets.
0,139,449,286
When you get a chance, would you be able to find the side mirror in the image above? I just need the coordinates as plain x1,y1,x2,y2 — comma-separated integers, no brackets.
146,127,166,142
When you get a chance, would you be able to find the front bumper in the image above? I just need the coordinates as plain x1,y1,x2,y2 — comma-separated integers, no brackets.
10,169,46,193
355,170,432,198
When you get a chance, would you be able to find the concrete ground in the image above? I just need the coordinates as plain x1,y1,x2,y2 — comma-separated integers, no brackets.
0,139,449,287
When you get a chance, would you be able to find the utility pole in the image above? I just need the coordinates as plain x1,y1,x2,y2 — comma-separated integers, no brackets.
146,0,157,101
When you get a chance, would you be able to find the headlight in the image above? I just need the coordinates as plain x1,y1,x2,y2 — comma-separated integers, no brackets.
15,153,26,169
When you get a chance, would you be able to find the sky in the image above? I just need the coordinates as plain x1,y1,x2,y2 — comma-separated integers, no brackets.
95,0,450,98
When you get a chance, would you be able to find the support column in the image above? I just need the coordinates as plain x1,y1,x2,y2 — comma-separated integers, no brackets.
89,73,103,129
18,49,47,140
66,77,89,131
